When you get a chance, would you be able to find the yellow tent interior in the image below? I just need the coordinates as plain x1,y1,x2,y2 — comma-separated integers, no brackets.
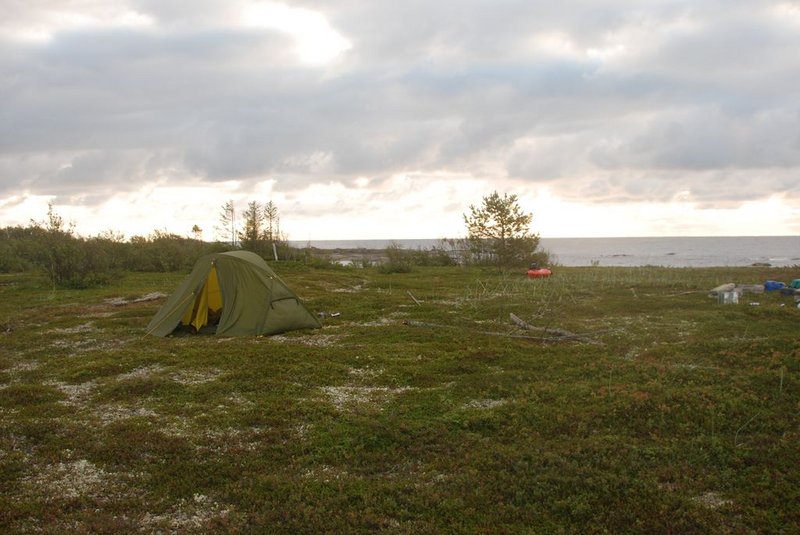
181,265,222,331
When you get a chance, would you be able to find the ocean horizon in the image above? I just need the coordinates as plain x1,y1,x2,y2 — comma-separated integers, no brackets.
288,236,800,268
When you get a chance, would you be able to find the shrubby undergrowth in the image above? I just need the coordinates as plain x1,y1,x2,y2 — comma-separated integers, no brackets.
2,205,552,288
0,220,227,288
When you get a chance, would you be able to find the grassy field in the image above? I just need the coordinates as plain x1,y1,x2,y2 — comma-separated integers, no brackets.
1,264,798,533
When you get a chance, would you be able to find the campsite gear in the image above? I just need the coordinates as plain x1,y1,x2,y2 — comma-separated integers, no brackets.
736,284,765,294
791,279,800,289
146,251,321,336
764,280,786,292
708,283,735,297
527,268,552,279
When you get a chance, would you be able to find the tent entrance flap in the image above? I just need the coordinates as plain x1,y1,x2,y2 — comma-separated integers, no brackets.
181,265,223,331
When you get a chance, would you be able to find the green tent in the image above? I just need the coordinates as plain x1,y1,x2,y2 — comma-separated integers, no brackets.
146,251,321,336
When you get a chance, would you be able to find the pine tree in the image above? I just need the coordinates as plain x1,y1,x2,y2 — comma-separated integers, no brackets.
463,191,540,268
217,200,237,247
238,201,264,253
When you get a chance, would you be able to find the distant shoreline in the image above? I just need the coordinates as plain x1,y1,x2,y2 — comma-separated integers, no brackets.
290,236,800,268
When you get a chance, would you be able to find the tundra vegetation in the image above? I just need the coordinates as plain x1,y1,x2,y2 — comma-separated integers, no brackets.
1,259,798,533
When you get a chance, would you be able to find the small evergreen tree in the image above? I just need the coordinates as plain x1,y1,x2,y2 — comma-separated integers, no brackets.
264,200,279,243
463,191,541,268
238,201,264,253
217,200,237,247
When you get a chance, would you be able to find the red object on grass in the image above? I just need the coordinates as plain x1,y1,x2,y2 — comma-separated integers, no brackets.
527,268,552,278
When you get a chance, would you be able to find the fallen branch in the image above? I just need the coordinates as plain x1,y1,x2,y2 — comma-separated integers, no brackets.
406,290,422,306
509,313,600,344
105,292,167,307
402,320,596,344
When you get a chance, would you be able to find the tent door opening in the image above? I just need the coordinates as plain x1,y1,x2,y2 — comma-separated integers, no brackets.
181,265,223,333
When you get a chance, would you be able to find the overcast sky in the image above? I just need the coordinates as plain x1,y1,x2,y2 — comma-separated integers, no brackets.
1,0,799,239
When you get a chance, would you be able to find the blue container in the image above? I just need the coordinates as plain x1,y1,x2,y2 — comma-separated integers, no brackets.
764,280,786,291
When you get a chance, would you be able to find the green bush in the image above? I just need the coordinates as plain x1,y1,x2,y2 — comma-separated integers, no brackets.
0,227,34,272
379,242,413,273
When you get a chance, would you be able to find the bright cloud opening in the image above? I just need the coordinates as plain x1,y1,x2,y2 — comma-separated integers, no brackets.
241,2,351,64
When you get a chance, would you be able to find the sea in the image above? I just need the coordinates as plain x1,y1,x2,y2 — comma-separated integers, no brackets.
289,236,800,268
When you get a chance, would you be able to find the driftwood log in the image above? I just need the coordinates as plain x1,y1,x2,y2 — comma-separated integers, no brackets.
509,313,599,344
403,317,600,344
406,290,422,306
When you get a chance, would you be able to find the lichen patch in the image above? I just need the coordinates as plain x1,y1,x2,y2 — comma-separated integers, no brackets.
47,380,96,407
49,322,97,334
21,459,124,502
271,334,341,347
171,368,223,385
693,491,733,509
320,385,413,411
94,404,159,425
463,399,507,410
140,493,232,532
117,364,166,381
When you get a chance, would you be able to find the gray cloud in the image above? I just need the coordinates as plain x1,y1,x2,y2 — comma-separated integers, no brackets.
0,0,798,211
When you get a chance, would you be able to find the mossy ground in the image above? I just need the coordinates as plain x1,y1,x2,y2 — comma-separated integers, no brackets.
1,265,798,533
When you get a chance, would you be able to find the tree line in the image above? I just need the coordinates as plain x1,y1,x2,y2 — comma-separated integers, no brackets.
218,199,288,259
0,191,548,288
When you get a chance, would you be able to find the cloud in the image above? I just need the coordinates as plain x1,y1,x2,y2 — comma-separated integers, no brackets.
0,0,798,236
